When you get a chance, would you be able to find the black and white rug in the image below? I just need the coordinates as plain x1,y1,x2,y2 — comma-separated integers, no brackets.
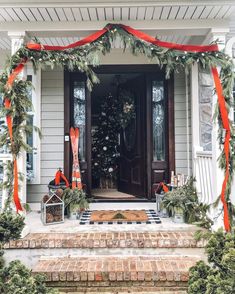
79,209,161,225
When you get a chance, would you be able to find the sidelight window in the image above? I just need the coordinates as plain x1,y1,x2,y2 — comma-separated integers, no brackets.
152,80,165,161
73,81,86,161
26,67,41,184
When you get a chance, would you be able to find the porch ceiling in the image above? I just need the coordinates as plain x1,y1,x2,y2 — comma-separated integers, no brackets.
0,1,234,50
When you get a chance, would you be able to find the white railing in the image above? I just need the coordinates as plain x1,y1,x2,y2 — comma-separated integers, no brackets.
0,153,12,211
194,150,213,205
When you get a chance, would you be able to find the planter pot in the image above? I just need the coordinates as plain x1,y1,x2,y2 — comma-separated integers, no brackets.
173,213,184,223
160,208,169,218
68,211,82,220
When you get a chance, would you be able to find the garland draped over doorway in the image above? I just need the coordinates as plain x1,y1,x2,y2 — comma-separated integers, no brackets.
0,24,234,231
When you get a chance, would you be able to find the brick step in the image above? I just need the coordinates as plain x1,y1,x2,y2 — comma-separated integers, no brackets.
33,255,199,292
6,231,206,249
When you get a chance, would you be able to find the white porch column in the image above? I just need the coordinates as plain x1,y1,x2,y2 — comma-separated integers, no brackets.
191,63,203,168
207,30,227,229
7,32,27,206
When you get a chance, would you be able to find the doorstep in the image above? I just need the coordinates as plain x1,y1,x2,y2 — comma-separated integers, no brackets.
33,255,199,291
4,230,206,269
6,231,206,249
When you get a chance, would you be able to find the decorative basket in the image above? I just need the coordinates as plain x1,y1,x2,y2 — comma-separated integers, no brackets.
41,192,64,225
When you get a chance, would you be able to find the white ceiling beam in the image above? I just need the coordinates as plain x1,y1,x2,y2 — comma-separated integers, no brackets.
1,1,235,8
0,19,229,32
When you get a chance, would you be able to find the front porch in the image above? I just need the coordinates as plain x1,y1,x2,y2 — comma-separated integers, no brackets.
0,2,235,293
0,2,234,221
0,48,223,225
25,60,215,211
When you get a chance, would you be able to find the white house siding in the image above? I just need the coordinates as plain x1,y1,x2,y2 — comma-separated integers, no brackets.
27,68,64,202
27,52,192,203
0,50,10,72
174,71,192,176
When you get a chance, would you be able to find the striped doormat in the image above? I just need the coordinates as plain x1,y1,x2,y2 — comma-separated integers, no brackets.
79,210,161,225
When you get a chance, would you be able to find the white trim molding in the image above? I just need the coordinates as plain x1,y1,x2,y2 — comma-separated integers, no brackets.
0,19,230,33
26,65,41,185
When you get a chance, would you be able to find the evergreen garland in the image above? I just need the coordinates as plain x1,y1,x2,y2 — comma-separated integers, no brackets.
0,24,234,228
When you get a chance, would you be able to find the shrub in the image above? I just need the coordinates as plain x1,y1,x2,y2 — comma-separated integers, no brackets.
0,210,25,244
188,229,235,293
0,260,57,294
0,210,58,293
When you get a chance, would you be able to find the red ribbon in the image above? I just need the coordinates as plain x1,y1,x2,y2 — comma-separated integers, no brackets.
13,159,22,213
120,24,219,52
26,26,111,51
26,24,219,53
211,67,230,232
7,61,26,87
55,169,69,187
161,182,169,193
4,59,27,212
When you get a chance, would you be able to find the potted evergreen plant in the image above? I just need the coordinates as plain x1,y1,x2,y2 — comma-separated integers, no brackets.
161,190,185,223
62,188,89,220
161,177,211,225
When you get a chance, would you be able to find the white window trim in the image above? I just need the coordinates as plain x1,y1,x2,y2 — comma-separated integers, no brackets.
26,65,41,184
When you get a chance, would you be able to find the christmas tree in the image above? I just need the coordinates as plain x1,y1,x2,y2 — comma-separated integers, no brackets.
92,93,120,188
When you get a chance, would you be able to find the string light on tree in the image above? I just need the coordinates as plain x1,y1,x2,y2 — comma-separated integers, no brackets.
92,93,120,187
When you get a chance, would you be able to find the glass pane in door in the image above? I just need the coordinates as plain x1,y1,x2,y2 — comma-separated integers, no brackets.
73,81,86,161
152,80,165,161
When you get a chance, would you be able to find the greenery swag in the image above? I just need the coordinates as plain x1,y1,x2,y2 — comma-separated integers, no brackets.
0,24,234,230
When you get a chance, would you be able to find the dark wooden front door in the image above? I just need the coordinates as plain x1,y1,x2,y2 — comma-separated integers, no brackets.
118,75,146,197
64,65,175,199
